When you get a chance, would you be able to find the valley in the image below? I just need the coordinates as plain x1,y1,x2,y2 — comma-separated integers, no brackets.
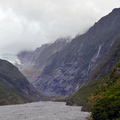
0,6,120,120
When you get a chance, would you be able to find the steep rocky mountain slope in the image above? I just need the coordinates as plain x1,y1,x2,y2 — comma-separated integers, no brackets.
0,59,47,105
17,37,71,85
66,37,120,106
34,8,120,96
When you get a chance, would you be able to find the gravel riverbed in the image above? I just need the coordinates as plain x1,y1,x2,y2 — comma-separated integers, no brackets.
0,101,90,120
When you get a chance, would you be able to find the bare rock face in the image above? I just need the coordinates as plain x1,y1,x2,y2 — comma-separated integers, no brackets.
18,8,120,97
17,37,71,85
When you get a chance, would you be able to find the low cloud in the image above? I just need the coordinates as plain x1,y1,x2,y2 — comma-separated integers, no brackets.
0,0,119,54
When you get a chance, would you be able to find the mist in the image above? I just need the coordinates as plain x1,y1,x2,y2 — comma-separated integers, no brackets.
0,0,119,54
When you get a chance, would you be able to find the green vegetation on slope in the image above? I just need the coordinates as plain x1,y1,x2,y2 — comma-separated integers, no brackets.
0,59,47,105
67,61,120,120
0,79,26,105
66,75,109,106
0,59,29,105
89,62,120,120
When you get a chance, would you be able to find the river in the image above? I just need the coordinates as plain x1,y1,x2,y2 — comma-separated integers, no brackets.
0,101,90,120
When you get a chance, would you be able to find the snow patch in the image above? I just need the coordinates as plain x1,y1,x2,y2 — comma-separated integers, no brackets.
0,53,21,65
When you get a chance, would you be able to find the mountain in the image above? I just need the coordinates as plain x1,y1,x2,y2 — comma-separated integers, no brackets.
33,8,120,96
0,59,47,105
17,37,71,85
66,37,120,106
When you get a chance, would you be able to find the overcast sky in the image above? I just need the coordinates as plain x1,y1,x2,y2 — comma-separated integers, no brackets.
0,0,119,54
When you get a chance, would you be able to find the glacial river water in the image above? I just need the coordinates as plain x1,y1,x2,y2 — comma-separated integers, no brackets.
0,101,90,120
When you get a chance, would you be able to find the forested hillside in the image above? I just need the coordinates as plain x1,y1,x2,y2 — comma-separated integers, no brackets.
0,59,47,105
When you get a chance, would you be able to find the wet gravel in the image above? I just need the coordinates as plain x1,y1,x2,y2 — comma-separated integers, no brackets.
0,101,90,120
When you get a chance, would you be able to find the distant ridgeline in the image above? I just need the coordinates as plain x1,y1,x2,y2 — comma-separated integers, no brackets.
0,59,48,105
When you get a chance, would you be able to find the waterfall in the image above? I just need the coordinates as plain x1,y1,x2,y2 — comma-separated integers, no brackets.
95,45,102,59
87,45,102,75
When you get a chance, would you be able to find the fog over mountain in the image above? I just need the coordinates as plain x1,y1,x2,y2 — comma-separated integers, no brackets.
17,8,120,96
0,0,119,54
